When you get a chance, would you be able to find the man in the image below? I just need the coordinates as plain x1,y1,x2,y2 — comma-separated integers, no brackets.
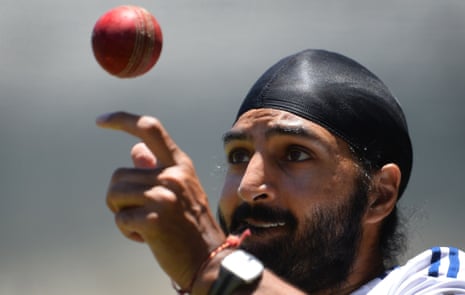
97,49,465,294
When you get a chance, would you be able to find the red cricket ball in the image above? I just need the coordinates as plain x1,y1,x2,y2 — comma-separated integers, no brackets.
91,5,163,78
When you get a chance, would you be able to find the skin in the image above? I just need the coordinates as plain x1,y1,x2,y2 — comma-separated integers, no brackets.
98,108,401,294
220,109,362,236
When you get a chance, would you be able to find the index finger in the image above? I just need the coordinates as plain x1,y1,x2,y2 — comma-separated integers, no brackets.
96,111,182,167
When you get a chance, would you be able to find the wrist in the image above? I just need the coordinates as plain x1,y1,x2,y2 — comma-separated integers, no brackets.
191,248,236,295
208,249,264,295
172,229,252,295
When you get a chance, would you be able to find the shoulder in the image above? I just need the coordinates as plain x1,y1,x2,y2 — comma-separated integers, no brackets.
353,247,465,295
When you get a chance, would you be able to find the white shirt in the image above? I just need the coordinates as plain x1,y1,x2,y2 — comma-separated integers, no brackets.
352,247,465,294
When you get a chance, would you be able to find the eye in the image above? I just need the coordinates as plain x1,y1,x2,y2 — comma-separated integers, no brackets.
285,146,311,162
227,148,251,164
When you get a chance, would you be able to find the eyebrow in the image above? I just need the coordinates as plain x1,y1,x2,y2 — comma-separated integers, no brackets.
222,130,248,145
222,125,324,146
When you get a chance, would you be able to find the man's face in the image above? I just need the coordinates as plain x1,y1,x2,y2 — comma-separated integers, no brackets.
218,108,369,292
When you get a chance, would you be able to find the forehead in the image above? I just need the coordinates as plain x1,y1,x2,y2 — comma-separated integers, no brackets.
231,108,331,138
234,109,303,128
226,109,351,152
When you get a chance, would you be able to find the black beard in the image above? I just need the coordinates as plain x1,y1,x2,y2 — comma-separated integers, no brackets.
217,179,368,293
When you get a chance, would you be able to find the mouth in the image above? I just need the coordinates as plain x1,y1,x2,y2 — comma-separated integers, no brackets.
233,218,288,237
225,203,296,237
244,218,286,229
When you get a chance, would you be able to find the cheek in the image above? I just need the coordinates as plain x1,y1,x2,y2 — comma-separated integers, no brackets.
282,172,353,221
290,162,356,201
218,173,241,227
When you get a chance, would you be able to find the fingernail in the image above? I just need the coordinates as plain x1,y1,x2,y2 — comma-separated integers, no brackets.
96,112,112,124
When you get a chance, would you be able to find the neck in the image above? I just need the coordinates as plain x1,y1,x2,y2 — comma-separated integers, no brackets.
313,260,384,295
314,238,385,295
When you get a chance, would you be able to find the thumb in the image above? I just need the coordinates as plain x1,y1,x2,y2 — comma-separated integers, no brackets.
131,142,157,168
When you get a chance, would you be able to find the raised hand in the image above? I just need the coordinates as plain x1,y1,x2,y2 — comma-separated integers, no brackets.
96,111,226,290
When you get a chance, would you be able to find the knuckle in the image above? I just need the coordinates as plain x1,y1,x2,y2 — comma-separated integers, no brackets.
146,186,177,204
115,209,133,227
116,208,160,227
145,212,160,225
161,165,193,182
105,191,115,210
111,167,129,181
137,116,163,135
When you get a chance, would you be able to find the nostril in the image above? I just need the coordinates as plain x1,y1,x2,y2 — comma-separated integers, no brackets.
253,194,268,201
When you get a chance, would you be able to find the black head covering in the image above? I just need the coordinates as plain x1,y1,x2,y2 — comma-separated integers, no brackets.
235,49,413,198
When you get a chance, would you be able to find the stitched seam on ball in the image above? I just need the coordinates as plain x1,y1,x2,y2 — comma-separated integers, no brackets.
137,9,155,75
118,6,145,77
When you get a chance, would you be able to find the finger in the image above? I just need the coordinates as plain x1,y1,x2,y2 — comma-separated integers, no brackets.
113,188,177,243
106,180,152,213
131,142,157,168
96,112,183,168
115,206,156,243
107,171,178,213
110,167,160,187
107,167,161,213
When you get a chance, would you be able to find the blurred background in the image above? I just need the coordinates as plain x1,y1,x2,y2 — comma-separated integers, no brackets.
1,0,464,294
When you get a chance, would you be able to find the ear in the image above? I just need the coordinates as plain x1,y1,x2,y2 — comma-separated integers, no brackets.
364,163,401,224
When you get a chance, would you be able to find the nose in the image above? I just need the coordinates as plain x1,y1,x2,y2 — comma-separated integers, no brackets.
237,152,276,203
